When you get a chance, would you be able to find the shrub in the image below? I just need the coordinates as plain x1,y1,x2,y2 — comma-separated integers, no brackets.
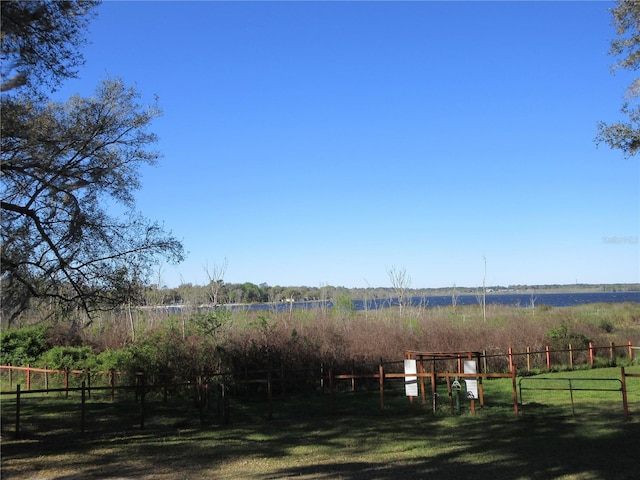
545,323,591,350
0,325,51,366
37,345,97,370
96,348,135,372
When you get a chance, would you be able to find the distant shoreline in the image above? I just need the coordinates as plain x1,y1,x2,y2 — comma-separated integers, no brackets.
350,283,640,296
153,289,640,312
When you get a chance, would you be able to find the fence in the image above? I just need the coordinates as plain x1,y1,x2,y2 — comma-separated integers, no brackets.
0,341,637,439
1,373,233,440
481,341,635,374
327,362,519,416
0,365,127,399
517,367,640,420
0,341,634,395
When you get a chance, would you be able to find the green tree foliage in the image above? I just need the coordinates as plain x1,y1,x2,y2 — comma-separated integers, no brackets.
37,345,97,370
597,0,640,157
334,294,355,315
0,324,50,365
1,2,184,324
192,310,233,338
241,282,268,303
545,323,591,350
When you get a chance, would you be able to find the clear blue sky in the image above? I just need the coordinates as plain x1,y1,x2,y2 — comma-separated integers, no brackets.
60,0,639,289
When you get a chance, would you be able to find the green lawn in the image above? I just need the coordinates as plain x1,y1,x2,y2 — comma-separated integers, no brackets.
1,366,639,479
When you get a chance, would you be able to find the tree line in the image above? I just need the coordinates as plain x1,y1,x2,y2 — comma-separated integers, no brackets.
130,281,640,309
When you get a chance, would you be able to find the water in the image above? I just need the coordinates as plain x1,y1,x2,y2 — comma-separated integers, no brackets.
359,291,640,309
212,291,640,313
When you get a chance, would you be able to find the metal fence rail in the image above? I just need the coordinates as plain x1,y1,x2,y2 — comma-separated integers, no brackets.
519,377,624,417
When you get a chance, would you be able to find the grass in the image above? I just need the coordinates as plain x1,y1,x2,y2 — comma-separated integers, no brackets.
2,366,640,479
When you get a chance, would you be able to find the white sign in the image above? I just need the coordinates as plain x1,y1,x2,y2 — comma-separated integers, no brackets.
463,360,479,399
404,359,418,397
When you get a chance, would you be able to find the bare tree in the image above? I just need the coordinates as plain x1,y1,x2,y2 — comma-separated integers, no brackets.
387,265,411,317
203,258,228,307
451,283,458,308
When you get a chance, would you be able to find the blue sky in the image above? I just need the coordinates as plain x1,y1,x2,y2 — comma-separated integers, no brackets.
60,0,639,289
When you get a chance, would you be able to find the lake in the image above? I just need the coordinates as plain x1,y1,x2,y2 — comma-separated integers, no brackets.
224,291,640,312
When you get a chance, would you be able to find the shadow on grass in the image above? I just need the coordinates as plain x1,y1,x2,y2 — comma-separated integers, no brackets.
1,388,639,479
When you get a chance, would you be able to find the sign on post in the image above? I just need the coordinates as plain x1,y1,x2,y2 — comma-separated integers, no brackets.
404,359,418,397
464,360,479,399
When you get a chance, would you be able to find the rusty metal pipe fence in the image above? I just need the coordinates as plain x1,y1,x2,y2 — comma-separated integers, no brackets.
0,341,637,439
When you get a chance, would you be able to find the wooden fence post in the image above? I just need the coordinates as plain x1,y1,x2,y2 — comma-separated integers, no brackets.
351,360,355,392
267,370,273,420
329,367,335,412
511,369,519,417
569,344,574,369
610,342,616,365
26,364,31,391
199,382,205,425
15,384,21,439
419,357,426,405
87,368,91,399
222,383,230,424
109,369,115,402
526,347,531,372
379,363,385,412
430,362,437,414
446,376,453,412
628,341,634,362
508,347,514,374
81,381,86,434
589,342,594,368
545,345,551,371
140,374,146,430
482,350,488,374
621,367,629,421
